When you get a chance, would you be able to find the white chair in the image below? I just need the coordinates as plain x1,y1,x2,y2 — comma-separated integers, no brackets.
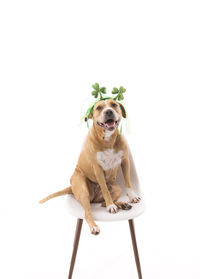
65,146,145,279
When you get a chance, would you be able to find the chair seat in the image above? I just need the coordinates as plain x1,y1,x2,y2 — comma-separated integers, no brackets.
65,194,145,221
65,141,145,222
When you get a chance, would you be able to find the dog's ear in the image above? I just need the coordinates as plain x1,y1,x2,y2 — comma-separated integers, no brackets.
119,103,126,118
84,110,93,122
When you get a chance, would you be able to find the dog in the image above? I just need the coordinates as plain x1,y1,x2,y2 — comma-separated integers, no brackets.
40,98,141,235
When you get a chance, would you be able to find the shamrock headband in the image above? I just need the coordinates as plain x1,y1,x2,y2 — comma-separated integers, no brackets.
91,83,126,101
84,83,127,123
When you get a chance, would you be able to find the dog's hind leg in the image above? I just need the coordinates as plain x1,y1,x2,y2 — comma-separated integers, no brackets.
71,171,100,235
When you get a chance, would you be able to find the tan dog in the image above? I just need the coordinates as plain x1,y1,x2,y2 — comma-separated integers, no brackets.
40,99,141,234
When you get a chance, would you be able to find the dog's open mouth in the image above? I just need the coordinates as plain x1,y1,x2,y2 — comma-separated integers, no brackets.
97,119,119,131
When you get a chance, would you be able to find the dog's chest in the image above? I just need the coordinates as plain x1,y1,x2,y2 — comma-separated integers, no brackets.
97,149,124,171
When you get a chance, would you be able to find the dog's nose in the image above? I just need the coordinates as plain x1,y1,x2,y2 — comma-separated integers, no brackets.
105,109,113,117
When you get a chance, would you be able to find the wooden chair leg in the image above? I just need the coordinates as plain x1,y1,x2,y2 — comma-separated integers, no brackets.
128,219,143,279
68,218,83,279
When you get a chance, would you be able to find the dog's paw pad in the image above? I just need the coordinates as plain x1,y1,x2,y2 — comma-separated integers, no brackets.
121,202,132,210
91,226,100,235
107,204,119,213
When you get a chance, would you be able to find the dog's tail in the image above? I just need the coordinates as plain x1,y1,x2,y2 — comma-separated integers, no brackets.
39,186,73,204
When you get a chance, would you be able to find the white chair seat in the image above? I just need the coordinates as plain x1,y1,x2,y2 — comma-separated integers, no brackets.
65,142,145,222
65,194,145,221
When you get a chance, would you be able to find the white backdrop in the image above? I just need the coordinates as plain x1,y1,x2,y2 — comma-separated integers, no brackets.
0,0,200,278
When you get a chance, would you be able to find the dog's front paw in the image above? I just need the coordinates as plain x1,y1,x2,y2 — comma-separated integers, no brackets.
127,189,141,203
120,202,132,210
91,226,100,235
107,203,119,213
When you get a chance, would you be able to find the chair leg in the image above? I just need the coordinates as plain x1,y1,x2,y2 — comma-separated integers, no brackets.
128,219,143,279
68,218,83,279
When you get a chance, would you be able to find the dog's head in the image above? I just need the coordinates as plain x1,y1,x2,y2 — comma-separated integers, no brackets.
85,99,126,131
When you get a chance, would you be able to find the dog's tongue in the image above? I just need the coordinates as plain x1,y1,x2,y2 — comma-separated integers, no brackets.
105,119,114,127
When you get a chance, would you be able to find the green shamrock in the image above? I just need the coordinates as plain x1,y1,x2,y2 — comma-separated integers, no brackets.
91,83,107,100
112,86,126,101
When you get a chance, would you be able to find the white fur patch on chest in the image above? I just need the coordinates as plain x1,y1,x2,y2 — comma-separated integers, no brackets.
97,149,124,171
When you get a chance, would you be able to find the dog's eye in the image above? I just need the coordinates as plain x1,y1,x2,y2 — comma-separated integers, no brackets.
111,103,117,108
96,105,102,111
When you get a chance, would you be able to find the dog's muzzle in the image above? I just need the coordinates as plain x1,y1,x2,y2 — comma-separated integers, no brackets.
97,108,119,131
